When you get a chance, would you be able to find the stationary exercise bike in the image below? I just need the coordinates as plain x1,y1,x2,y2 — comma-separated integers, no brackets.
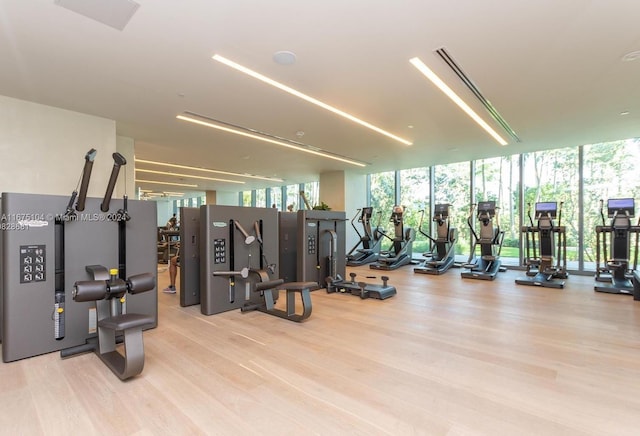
594,198,640,295
370,206,415,271
461,201,505,280
515,201,568,288
414,204,456,275
346,207,385,266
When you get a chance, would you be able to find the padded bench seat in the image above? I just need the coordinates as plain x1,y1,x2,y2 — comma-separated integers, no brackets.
98,313,156,331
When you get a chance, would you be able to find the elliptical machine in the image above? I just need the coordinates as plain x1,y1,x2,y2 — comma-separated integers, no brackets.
414,204,456,275
346,207,384,266
594,198,640,295
370,206,415,271
461,201,505,280
515,201,568,288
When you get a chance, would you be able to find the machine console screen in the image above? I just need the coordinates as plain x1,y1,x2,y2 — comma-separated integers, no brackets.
607,198,635,218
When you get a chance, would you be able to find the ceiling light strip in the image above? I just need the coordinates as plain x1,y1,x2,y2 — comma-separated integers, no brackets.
135,179,198,188
135,168,245,184
434,48,520,143
212,54,412,146
409,57,508,146
177,114,367,167
183,111,370,166
135,158,282,182
185,110,309,148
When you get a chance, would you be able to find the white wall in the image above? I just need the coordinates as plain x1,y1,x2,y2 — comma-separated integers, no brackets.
216,191,239,206
344,171,367,250
116,135,135,198
319,170,367,250
0,95,117,197
319,171,346,210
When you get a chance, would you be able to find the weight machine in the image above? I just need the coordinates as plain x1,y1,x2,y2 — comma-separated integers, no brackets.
461,201,505,280
1,150,157,380
515,201,567,288
594,198,640,295
199,205,316,322
414,204,456,275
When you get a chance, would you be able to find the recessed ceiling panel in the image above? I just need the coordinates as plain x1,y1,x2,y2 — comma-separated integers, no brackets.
54,0,140,31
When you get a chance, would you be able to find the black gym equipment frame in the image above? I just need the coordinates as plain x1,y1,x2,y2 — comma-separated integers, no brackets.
326,272,397,300
414,204,456,275
461,201,505,281
515,201,568,289
594,198,640,295
346,207,384,266
370,206,415,271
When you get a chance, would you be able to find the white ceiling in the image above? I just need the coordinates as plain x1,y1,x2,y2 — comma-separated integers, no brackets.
1,0,639,196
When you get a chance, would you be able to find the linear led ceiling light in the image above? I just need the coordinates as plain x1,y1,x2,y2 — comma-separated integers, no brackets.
135,179,198,188
212,54,412,146
135,158,283,183
177,114,367,167
409,57,508,146
135,168,245,184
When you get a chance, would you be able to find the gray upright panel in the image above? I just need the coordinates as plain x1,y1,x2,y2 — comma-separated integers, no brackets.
1,193,157,362
278,212,298,283
116,197,158,320
179,207,200,307
297,210,346,286
200,205,279,315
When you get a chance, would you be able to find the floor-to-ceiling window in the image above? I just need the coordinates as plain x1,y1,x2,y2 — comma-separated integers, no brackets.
369,171,396,244
241,191,252,207
255,188,266,208
399,168,430,255
303,181,319,208
285,184,300,211
583,138,640,270
434,161,471,257
269,187,282,210
522,146,580,269
474,155,520,265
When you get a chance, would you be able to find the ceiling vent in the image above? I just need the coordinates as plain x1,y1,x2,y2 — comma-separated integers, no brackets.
435,47,521,143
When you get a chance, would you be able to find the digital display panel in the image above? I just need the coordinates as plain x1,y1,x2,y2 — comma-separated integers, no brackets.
535,202,557,218
477,201,496,218
607,198,635,218
434,203,450,217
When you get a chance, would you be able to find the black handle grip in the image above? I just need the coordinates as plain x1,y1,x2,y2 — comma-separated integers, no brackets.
100,152,127,212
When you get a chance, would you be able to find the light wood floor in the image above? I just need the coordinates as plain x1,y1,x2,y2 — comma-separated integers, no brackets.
2,265,640,435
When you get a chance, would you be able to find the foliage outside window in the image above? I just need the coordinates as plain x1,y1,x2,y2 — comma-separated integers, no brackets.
241,191,252,207
370,171,396,246
285,184,299,211
474,155,520,265
255,188,266,208
303,181,319,208
434,161,471,256
400,168,430,254
583,139,640,270
522,147,579,266
269,187,282,210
